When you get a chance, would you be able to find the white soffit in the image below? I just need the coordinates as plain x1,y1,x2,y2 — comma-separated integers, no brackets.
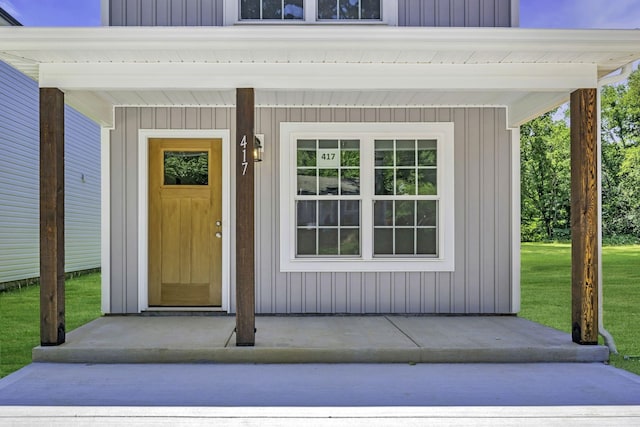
1,26,639,126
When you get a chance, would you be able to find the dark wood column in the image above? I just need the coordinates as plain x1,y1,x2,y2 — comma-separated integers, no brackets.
570,88,599,345
235,88,256,346
40,88,65,346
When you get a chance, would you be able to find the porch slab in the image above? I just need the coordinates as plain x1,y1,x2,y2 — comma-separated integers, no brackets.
32,315,610,364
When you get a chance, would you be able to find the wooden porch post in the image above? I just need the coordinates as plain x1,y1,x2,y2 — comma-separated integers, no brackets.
235,88,256,346
570,88,599,345
40,88,65,346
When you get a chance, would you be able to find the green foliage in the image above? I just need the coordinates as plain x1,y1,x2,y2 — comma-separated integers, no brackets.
164,152,208,185
522,68,640,241
0,273,101,378
520,111,571,241
520,243,640,375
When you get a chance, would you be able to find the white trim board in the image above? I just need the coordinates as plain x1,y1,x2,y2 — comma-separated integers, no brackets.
137,129,232,313
100,127,111,314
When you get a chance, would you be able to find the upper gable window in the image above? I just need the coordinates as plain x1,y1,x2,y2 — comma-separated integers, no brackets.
317,0,380,20
240,0,304,20
237,0,387,22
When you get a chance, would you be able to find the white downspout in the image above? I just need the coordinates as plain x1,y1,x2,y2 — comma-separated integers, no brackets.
595,63,633,354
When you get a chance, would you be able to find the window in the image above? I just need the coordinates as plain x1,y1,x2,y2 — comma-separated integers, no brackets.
235,0,394,23
240,0,304,20
280,123,455,272
163,151,208,185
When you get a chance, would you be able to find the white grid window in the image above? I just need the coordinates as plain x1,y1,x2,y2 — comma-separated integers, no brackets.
234,0,395,23
280,123,455,273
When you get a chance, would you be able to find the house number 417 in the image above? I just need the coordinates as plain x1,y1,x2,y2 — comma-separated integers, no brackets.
240,135,249,175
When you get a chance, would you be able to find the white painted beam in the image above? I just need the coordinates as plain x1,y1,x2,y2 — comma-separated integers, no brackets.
63,91,114,127
507,92,570,127
40,63,598,93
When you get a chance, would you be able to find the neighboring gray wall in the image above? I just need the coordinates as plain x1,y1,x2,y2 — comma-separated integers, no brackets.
109,0,224,26
0,61,101,284
109,106,513,314
109,0,512,27
398,0,512,27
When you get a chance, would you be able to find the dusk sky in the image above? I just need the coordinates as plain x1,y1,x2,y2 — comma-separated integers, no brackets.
1,0,639,28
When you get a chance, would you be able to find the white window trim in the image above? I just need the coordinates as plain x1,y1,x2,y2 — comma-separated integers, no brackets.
280,122,454,273
224,0,397,25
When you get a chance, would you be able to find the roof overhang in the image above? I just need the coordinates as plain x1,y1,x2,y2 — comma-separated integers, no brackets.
1,26,639,127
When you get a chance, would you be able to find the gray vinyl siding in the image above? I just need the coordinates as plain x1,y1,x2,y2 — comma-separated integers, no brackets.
108,106,513,314
109,0,512,27
398,0,512,27
0,61,101,284
109,0,224,26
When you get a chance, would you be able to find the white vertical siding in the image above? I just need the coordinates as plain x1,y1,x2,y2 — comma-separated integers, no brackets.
109,106,513,314
0,61,101,284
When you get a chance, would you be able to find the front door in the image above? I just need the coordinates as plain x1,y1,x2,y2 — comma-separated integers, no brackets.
148,138,222,306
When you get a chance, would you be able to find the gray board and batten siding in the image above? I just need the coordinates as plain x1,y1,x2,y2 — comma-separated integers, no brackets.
0,61,101,284
108,0,513,27
108,106,513,314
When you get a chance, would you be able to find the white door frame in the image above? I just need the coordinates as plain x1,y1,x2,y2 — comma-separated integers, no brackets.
137,129,231,312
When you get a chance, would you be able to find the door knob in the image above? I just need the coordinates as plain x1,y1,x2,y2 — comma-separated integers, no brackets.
215,232,222,239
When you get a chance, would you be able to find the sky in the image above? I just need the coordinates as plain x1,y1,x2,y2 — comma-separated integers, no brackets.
0,0,639,28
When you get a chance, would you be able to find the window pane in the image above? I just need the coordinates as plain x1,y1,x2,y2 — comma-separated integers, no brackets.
240,0,260,19
318,0,337,19
395,169,416,195
319,139,339,149
318,229,339,255
396,140,415,167
374,228,393,254
375,169,394,195
361,0,380,19
319,169,339,195
417,200,437,227
164,151,208,185
417,169,437,195
297,169,316,195
341,169,360,195
262,0,282,18
319,200,339,226
340,229,360,255
297,229,316,255
395,200,415,226
339,0,359,19
395,228,414,255
297,140,316,167
341,144,359,167
374,200,393,226
340,200,360,226
284,0,304,19
417,228,437,255
375,140,394,166
297,200,317,226
418,139,437,166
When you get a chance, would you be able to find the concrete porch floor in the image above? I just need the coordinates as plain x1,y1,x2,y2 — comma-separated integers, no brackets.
32,315,609,364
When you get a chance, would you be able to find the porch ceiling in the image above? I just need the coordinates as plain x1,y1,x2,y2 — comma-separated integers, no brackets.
1,26,639,127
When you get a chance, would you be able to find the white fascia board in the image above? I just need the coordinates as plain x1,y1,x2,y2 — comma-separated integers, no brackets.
39,63,598,92
2,27,640,53
64,91,114,127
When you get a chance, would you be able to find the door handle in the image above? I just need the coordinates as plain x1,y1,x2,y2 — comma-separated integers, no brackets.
215,232,222,239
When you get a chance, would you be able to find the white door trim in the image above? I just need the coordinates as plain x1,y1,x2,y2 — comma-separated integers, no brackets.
137,129,231,312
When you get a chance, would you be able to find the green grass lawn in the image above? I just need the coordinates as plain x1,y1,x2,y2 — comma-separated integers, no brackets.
520,243,640,375
0,273,101,378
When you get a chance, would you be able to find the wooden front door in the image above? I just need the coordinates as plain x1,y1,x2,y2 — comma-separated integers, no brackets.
148,138,222,306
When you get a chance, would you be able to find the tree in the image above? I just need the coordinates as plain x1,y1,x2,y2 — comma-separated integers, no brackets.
520,111,571,241
600,68,640,237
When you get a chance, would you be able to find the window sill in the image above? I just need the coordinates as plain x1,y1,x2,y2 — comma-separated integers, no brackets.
280,257,455,273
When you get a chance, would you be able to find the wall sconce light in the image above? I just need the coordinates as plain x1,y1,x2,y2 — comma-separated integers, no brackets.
254,134,264,162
